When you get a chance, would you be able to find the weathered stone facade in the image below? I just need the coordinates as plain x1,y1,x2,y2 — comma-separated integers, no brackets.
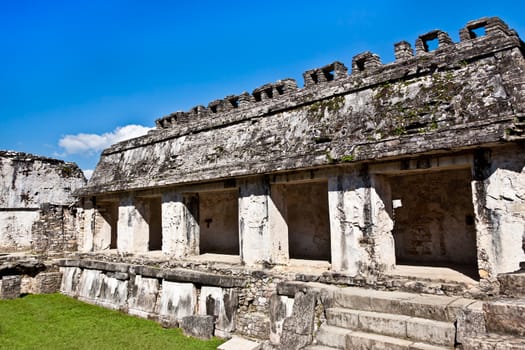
3,16,525,349
0,151,86,253
78,17,525,281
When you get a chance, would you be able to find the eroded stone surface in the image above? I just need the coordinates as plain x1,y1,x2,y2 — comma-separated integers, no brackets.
483,299,525,336
157,281,196,324
180,315,215,339
128,275,160,318
279,292,317,350
0,151,85,253
198,286,238,337
0,275,21,299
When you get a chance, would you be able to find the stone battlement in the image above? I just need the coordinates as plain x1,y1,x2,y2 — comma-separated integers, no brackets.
153,17,518,132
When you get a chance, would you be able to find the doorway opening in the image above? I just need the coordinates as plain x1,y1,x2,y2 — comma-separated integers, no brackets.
272,181,331,261
390,168,478,278
199,190,239,255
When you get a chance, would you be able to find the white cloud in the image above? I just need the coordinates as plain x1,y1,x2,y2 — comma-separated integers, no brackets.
82,169,94,180
59,124,153,155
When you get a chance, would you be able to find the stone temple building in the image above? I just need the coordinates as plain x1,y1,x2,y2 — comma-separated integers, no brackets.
2,17,525,350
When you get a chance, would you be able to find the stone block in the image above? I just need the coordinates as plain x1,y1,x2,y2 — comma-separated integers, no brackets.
198,286,237,337
326,307,360,329
34,272,63,294
98,274,128,309
405,318,455,346
77,269,103,301
59,266,82,296
346,330,412,350
315,324,349,349
483,299,525,336
498,272,525,298
180,315,214,339
158,281,196,322
289,291,316,335
279,318,312,350
269,294,294,345
217,336,261,350
399,294,450,322
128,275,160,318
278,291,317,350
0,275,21,299
462,333,525,350
359,310,409,338
456,301,486,344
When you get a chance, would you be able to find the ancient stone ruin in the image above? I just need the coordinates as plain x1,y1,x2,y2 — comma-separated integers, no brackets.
2,17,525,349
0,151,86,253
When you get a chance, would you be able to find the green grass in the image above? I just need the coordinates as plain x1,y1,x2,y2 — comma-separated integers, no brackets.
0,293,224,350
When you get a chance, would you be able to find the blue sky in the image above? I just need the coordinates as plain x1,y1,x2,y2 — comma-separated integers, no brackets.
1,1,524,178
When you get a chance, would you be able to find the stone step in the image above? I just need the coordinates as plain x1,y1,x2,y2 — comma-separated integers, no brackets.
316,324,351,349
331,287,474,322
461,333,525,350
326,307,455,346
345,331,452,350
303,346,339,350
217,336,261,350
483,298,525,337
498,272,525,298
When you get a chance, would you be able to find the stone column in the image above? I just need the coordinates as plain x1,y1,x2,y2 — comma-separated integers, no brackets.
78,198,94,252
239,176,286,265
93,205,113,251
369,174,395,271
268,184,289,265
472,147,525,278
117,193,149,253
328,170,370,275
161,191,199,257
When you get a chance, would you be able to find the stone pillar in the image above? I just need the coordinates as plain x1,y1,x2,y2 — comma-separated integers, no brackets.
472,147,525,278
369,174,396,271
394,41,413,61
328,170,370,275
161,191,199,257
79,198,95,252
117,193,149,253
239,176,283,265
268,184,289,265
93,206,113,251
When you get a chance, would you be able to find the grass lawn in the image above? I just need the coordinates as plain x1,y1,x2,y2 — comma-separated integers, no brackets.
0,293,224,350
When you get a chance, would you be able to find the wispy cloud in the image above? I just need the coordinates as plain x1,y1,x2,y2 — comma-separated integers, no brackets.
58,124,153,155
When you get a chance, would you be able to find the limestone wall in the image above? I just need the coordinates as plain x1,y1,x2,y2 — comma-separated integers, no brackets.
0,211,39,251
57,258,333,345
0,151,86,252
0,151,85,208
59,260,261,339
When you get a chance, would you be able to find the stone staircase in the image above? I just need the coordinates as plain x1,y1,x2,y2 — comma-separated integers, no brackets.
305,287,473,350
460,270,525,350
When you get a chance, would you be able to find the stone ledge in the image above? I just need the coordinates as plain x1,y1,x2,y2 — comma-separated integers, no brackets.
58,259,248,288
